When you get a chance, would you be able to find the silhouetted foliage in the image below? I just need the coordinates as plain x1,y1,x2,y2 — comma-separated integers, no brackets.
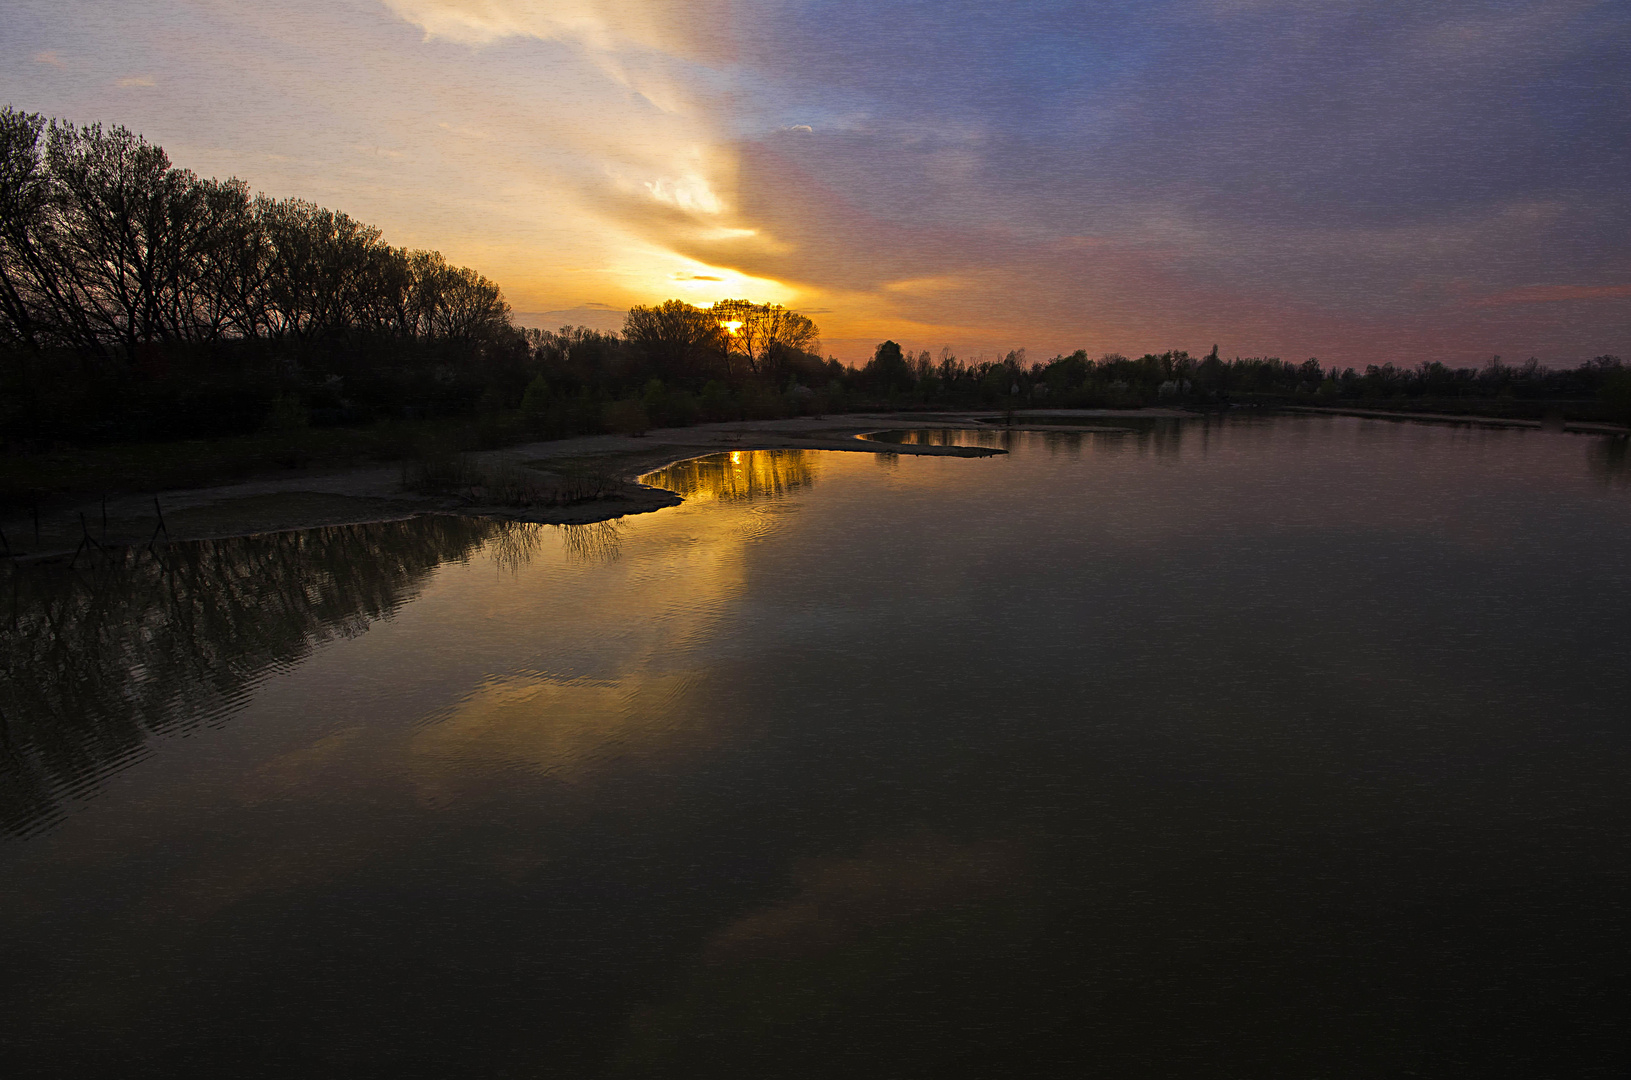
622,299,726,382
915,347,1631,421
862,340,915,394
0,108,509,355
4,107,1626,460
710,298,819,379
0,107,517,445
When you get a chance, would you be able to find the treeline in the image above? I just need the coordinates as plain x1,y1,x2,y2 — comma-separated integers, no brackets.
0,106,528,444
853,342,1631,421
0,107,860,448
513,301,841,441
5,108,1626,454
0,108,511,353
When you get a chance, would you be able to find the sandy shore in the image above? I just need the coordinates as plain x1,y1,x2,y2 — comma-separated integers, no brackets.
1281,404,1629,434
9,404,1616,561
0,412,1047,561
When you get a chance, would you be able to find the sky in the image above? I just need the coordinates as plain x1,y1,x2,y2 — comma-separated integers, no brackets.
4,0,1629,366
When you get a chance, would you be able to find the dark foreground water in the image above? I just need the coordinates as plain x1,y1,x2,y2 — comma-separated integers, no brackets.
4,416,1630,1078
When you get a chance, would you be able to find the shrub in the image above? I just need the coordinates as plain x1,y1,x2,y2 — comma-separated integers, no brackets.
699,380,733,421
475,459,549,506
603,398,649,436
402,436,473,493
263,394,311,433
1601,370,1631,426
552,462,621,502
520,376,551,432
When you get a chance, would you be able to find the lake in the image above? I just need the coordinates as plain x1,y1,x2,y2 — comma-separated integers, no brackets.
3,416,1629,1077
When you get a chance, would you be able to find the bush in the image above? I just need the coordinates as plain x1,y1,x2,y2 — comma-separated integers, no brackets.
699,380,733,421
262,394,311,433
603,398,649,436
473,459,549,506
520,376,552,434
739,383,785,420
1601,370,1631,426
401,436,473,493
552,462,621,502
642,381,699,429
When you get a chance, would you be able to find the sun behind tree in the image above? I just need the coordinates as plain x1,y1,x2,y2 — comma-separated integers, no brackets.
623,298,820,383
707,299,819,379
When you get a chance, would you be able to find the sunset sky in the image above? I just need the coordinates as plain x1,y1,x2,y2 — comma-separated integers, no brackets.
5,0,1628,365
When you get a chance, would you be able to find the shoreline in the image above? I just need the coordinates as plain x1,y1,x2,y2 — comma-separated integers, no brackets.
6,404,1622,562
1279,404,1629,434
0,413,1013,563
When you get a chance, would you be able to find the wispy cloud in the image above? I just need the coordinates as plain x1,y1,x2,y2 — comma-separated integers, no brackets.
1477,284,1631,306
3,0,1624,363
378,0,736,59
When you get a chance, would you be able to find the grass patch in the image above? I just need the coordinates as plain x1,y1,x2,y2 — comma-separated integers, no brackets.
403,441,623,508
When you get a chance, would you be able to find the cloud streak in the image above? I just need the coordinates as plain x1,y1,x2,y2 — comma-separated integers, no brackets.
1,0,1625,363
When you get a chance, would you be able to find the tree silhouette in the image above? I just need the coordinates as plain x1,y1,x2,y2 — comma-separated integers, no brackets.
622,299,726,380
710,298,818,377
0,106,512,357
862,340,915,393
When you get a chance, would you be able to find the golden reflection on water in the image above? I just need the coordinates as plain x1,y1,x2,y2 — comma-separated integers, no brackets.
366,454,845,825
387,459,837,804
641,449,820,502
863,428,972,447
409,670,702,804
0,449,823,838
0,457,822,931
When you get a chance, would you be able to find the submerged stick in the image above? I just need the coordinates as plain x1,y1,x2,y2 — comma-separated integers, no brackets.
78,512,104,554
149,496,171,553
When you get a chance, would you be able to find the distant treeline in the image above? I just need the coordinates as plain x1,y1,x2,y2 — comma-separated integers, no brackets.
3,105,1627,453
854,343,1631,422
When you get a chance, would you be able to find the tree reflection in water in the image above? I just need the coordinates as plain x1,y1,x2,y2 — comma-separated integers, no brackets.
0,517,497,837
561,519,625,565
642,450,819,503
1589,434,1630,486
858,422,1187,457
860,428,975,447
486,518,549,575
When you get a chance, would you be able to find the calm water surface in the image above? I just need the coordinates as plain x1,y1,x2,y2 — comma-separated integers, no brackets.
4,416,1630,1077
